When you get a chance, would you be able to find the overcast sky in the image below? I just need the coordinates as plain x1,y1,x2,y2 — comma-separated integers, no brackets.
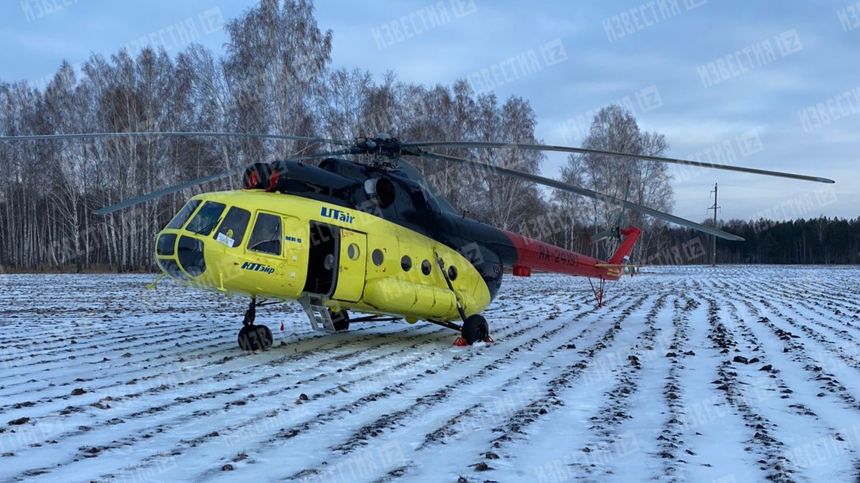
2,0,858,222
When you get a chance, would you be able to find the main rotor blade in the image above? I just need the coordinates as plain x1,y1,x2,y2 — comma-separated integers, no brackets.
94,171,236,215
94,149,358,215
0,131,352,146
404,141,834,184
417,150,745,241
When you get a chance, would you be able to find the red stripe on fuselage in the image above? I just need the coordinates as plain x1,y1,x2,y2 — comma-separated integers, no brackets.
502,230,620,280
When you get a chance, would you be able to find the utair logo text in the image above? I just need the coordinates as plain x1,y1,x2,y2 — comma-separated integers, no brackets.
320,207,355,224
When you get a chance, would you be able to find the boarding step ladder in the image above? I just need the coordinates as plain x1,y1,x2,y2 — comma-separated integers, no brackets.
299,294,336,333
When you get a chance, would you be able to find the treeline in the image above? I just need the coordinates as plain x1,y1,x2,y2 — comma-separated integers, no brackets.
1,0,854,272
627,217,860,265
694,217,858,265
509,216,858,266
0,0,550,271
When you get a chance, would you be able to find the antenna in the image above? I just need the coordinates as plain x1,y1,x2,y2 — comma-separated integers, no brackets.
707,183,720,266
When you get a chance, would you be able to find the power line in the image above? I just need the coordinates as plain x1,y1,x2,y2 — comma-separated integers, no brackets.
708,182,720,266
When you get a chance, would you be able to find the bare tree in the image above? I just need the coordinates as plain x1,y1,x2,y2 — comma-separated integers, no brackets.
223,0,332,161
560,104,673,259
481,96,543,230
0,1,681,272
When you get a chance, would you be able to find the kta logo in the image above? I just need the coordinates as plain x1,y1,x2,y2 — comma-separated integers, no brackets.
320,207,355,224
241,261,275,274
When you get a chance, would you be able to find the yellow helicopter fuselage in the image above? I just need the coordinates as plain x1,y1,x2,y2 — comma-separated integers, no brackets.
155,190,492,323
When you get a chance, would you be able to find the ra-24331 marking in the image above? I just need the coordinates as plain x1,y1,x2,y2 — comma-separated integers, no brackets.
241,262,275,274
538,246,579,266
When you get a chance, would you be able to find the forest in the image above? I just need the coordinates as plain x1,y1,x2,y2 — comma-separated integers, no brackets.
0,0,856,272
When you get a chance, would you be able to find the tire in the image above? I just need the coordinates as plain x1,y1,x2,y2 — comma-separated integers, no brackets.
238,324,273,351
461,314,489,345
331,310,350,332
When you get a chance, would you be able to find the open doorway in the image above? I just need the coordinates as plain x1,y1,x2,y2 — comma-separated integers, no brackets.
304,222,338,296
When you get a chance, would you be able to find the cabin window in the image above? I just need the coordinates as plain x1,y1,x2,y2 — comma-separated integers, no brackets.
186,201,226,235
248,213,282,255
348,243,361,261
401,255,412,272
166,199,201,229
156,234,177,256
177,236,206,276
421,259,431,276
372,249,384,266
213,207,251,248
447,265,458,281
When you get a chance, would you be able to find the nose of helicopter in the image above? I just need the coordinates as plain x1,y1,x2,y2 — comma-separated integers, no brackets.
176,235,207,276
155,232,207,279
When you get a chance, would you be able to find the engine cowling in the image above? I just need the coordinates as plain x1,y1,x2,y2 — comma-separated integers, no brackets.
242,160,355,196
363,177,396,208
242,163,272,190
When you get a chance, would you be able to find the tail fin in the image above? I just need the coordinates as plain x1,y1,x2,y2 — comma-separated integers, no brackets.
608,227,641,265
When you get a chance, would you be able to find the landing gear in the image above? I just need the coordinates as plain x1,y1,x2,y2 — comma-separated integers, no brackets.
331,309,350,332
461,314,490,345
427,317,491,346
237,298,273,351
431,252,492,346
589,278,606,308
238,324,273,351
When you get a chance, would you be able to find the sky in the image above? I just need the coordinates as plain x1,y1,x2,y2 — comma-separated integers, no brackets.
2,0,858,222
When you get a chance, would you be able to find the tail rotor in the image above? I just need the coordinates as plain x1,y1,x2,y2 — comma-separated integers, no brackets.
592,178,632,243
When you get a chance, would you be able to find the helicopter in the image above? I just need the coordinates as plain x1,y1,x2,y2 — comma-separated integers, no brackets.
0,131,834,349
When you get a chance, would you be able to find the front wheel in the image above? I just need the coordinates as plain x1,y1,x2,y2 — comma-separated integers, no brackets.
238,324,273,351
461,314,489,345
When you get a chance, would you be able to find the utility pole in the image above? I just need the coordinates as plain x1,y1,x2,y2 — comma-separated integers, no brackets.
708,183,720,266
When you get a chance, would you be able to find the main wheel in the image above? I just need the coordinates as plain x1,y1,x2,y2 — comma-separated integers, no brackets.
238,324,273,351
331,310,350,332
461,314,489,345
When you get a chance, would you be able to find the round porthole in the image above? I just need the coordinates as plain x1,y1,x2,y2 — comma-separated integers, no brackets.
372,248,384,266
324,254,335,270
447,265,458,281
347,243,360,261
401,255,412,272
421,259,432,275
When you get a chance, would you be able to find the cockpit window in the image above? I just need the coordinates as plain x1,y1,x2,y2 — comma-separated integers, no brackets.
166,199,201,229
248,212,282,255
213,207,251,248
186,201,226,236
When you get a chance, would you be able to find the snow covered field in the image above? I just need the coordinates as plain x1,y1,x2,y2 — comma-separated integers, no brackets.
1,267,859,482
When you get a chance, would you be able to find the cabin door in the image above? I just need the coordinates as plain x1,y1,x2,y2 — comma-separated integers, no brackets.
304,222,338,296
332,228,367,303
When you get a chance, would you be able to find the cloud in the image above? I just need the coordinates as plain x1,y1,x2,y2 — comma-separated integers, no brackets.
3,0,857,220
